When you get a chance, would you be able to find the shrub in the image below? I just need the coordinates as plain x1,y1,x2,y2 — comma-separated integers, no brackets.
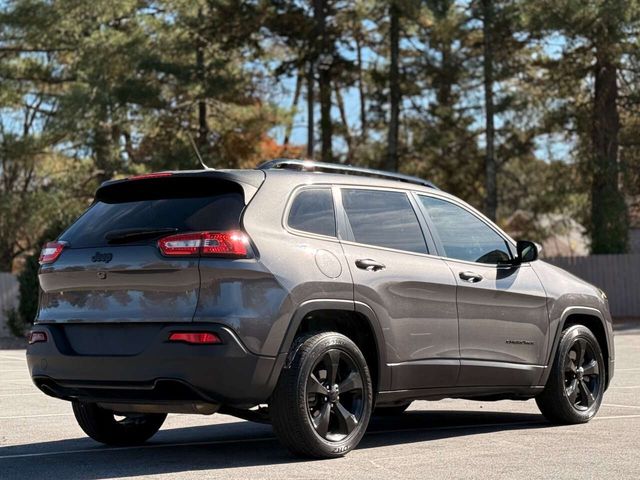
5,307,27,337
16,253,40,329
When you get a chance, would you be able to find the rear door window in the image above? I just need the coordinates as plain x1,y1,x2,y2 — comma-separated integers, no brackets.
287,188,336,237
60,178,244,248
341,189,428,254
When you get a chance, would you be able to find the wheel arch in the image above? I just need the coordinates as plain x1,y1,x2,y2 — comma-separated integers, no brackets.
275,299,389,394
541,306,611,388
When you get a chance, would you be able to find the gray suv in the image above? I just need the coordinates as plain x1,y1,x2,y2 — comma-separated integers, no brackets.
27,160,615,458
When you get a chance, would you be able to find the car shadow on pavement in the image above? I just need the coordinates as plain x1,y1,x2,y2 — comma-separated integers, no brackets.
0,410,552,479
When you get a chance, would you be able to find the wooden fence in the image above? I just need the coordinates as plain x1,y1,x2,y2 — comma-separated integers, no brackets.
546,254,640,318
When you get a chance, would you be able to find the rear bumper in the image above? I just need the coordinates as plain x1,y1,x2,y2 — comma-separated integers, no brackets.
26,323,280,407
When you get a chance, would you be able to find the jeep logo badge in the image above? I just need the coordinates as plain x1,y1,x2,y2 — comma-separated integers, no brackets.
91,252,113,263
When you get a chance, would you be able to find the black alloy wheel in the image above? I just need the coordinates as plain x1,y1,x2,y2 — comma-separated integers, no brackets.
305,349,365,441
270,332,373,458
536,324,606,424
564,337,601,410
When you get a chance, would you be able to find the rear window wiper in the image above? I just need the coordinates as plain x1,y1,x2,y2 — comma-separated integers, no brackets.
105,227,179,244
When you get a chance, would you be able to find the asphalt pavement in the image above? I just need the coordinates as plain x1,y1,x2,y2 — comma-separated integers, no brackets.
1,331,639,479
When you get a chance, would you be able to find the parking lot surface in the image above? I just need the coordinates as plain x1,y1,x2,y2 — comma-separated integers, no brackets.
1,331,639,479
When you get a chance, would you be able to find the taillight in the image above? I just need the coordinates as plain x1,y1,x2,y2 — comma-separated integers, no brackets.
158,233,202,256
168,332,222,345
28,331,48,344
158,231,248,258
39,241,67,265
201,232,248,256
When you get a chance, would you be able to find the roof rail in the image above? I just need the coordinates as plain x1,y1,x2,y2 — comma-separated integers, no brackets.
257,159,438,189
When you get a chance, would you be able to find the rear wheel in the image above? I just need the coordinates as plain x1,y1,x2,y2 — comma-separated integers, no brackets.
270,332,373,458
72,401,166,446
536,325,605,424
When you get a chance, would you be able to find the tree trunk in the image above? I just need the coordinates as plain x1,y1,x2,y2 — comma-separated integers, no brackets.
590,46,628,253
335,82,353,162
385,1,400,172
0,245,14,273
319,68,333,163
284,70,303,147
93,104,115,185
314,0,333,163
356,34,367,140
306,61,315,159
482,0,497,221
196,8,208,154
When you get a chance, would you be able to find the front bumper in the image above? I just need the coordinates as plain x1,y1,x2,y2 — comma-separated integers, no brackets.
26,323,279,407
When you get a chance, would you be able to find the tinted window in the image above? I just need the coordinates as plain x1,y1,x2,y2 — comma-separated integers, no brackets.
60,180,244,248
288,188,336,237
342,189,427,254
419,196,511,264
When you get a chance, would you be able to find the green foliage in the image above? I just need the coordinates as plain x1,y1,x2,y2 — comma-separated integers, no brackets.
0,0,282,273
16,253,38,329
5,308,26,337
0,0,638,271
523,0,640,252
402,0,485,206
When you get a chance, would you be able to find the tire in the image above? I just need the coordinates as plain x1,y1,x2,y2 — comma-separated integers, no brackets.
374,402,412,416
536,324,606,424
270,332,373,458
72,401,166,446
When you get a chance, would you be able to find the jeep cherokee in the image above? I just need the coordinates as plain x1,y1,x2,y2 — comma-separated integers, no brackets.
27,159,615,458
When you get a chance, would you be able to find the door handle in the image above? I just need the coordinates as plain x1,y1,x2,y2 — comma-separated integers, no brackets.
459,271,483,283
355,258,386,272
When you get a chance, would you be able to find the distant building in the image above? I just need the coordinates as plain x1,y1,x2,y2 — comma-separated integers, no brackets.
503,210,589,258
539,215,590,257
504,200,640,257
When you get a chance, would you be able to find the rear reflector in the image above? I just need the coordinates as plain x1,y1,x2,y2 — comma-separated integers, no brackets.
28,331,48,344
168,332,222,345
158,231,248,258
39,241,67,265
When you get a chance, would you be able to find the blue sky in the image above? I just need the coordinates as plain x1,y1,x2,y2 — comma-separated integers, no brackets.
268,32,574,164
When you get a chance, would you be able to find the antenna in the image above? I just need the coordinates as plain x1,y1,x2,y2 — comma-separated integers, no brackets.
187,132,213,170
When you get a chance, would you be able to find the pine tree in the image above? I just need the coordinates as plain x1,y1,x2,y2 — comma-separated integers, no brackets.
399,0,484,204
527,0,640,253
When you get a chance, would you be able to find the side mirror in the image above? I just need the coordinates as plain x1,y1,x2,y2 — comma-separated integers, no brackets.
516,240,539,263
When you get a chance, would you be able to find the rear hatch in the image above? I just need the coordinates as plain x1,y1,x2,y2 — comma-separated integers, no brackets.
37,172,262,326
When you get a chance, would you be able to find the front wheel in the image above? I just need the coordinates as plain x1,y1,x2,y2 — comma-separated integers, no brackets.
72,401,166,446
270,332,373,458
536,325,605,424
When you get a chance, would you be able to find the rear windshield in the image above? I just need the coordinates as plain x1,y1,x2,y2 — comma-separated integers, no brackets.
60,177,245,248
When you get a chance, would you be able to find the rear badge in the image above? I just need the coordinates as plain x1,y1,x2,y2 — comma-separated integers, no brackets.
97,272,107,280
92,252,113,263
